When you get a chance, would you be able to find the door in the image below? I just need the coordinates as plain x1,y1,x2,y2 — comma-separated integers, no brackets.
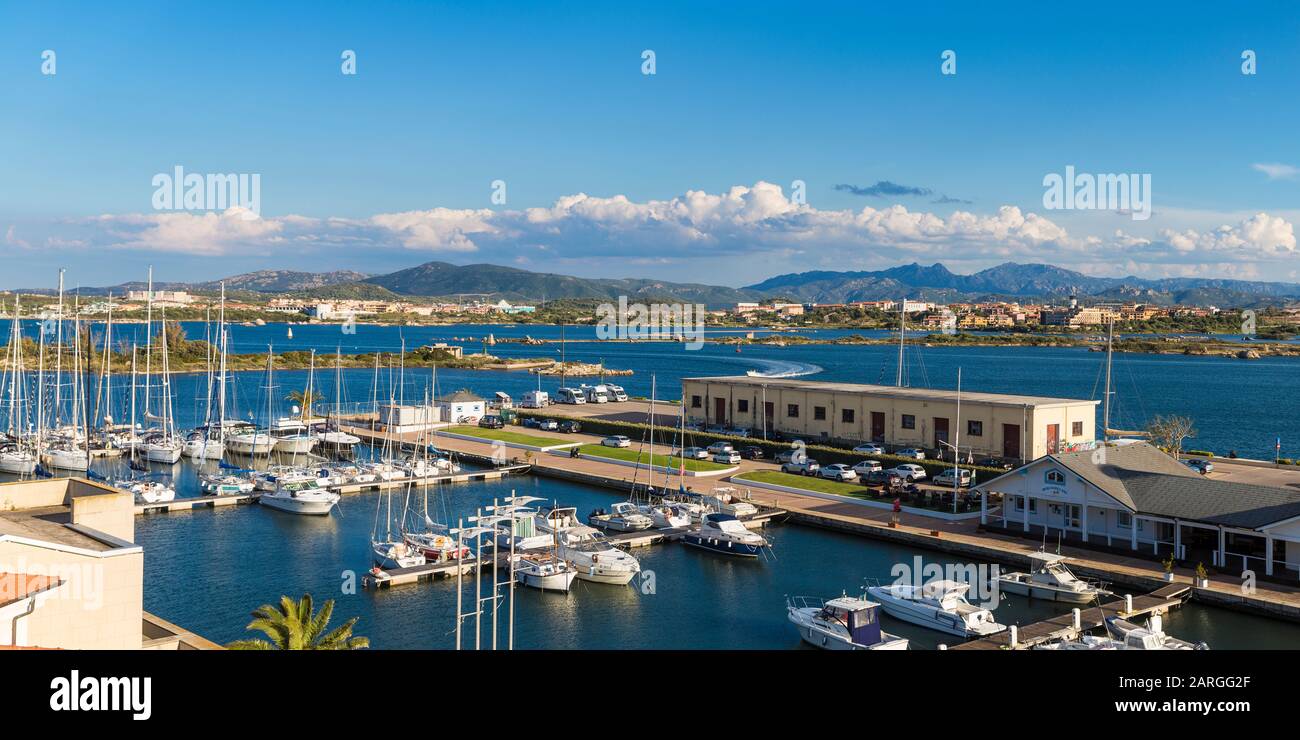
871,412,885,442
1046,424,1060,454
714,397,727,426
1002,424,1021,459
933,417,949,450
764,401,774,428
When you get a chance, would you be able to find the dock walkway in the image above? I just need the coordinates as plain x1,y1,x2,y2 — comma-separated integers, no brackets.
952,583,1192,650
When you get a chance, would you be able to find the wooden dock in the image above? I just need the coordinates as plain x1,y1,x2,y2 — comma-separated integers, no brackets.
951,583,1193,650
363,553,507,589
135,492,258,515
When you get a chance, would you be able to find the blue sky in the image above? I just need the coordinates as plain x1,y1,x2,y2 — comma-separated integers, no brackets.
2,1,1299,289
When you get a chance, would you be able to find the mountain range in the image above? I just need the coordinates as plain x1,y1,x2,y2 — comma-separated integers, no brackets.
31,261,1300,309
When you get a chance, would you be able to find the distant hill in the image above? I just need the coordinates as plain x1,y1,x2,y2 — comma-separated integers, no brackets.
747,262,1300,308
361,261,768,307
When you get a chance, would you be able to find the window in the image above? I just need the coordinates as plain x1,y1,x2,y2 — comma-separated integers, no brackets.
967,420,983,437
813,406,826,421
842,409,855,424
787,404,799,418
1117,512,1132,529
737,399,749,413
1013,496,1038,513
690,395,702,409
1046,470,1065,484
901,414,915,429
1072,421,1083,436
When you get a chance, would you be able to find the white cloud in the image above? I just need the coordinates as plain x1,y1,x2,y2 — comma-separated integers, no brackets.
1252,162,1299,180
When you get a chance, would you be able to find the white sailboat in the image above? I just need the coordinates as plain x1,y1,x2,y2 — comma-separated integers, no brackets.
184,284,227,459
317,349,360,455
39,271,91,472
139,270,182,464
0,296,37,475
226,349,276,456
273,349,318,455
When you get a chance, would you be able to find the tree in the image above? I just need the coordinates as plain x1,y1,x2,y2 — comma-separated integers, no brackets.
225,594,369,650
286,389,323,419
1145,415,1197,459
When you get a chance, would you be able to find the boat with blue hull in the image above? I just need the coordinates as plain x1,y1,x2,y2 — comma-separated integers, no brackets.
681,513,770,558
787,594,909,651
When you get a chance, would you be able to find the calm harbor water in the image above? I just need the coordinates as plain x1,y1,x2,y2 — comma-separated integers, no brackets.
11,320,1300,648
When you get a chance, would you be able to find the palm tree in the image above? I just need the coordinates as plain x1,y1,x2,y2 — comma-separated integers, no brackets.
286,389,322,420
225,594,369,650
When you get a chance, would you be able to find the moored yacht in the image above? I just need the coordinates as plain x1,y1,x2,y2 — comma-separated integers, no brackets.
199,473,255,495
372,540,425,570
271,418,317,455
681,512,771,557
639,501,692,528
588,501,654,532
0,445,37,475
227,429,274,456
513,552,578,592
41,445,89,472
259,478,340,516
787,594,909,651
557,525,641,585
996,552,1111,604
866,580,1006,638
1104,615,1208,650
126,480,176,504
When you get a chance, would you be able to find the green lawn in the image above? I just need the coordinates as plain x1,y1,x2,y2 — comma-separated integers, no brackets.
578,444,731,472
734,470,873,497
443,426,574,448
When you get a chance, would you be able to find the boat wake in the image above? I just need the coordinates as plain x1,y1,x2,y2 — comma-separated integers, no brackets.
742,359,823,378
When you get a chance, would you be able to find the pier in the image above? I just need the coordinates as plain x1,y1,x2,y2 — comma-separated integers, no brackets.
952,583,1192,650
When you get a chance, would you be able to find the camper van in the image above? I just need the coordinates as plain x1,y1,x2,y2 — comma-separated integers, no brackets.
555,387,586,405
581,384,611,404
521,390,550,408
605,384,629,402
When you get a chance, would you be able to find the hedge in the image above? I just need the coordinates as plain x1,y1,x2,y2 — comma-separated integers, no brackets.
513,409,1006,478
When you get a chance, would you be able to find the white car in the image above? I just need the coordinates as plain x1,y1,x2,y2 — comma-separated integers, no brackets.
886,464,927,482
896,448,925,460
601,436,631,448
706,441,735,455
852,460,883,476
933,468,973,487
678,447,709,460
713,451,742,465
853,444,885,455
819,464,858,482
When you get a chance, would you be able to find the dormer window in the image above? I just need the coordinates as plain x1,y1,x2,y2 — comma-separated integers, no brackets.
1045,470,1065,484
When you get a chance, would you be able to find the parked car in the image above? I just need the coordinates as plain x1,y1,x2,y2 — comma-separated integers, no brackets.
864,469,901,486
557,420,581,433
706,441,735,455
478,416,505,429
896,448,926,460
977,457,1015,471
1185,459,1214,474
602,435,631,448
679,447,710,460
738,446,764,460
886,464,927,482
781,459,821,476
853,443,885,455
852,460,883,476
522,417,541,429
820,464,858,482
775,449,805,464
713,450,742,465
536,418,559,431
933,468,973,487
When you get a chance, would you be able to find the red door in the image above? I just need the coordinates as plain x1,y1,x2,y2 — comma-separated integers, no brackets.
871,412,885,441
714,397,727,426
933,417,949,450
1003,424,1021,459
1046,424,1060,454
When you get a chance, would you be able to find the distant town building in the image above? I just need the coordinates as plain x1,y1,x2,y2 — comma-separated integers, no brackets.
126,289,193,305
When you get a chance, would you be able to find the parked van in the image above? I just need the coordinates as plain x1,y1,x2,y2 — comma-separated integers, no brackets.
605,384,629,402
521,390,550,408
555,387,586,405
581,384,611,404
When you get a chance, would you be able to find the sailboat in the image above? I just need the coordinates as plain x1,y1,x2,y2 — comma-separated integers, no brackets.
402,429,469,565
184,285,228,459
372,483,425,569
513,507,578,592
272,349,318,455
226,349,276,456
0,296,37,475
39,271,91,472
316,348,360,456
139,269,182,464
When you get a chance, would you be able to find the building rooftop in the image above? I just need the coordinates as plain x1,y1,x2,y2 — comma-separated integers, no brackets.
0,505,115,552
683,375,1097,409
0,572,64,610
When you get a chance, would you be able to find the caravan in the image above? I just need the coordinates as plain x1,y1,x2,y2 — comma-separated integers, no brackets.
521,390,550,408
605,384,629,402
555,387,586,405
580,384,611,403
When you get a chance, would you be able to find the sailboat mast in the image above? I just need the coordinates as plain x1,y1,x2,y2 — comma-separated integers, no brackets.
1103,319,1113,442
143,267,153,422
896,297,906,387
53,269,64,427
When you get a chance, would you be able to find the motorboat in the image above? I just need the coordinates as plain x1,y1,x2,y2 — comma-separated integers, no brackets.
182,431,225,460
513,553,578,592
259,479,340,515
200,473,255,495
1105,615,1208,650
226,429,274,456
866,580,1006,638
1034,635,1121,651
372,540,425,570
588,501,654,532
253,466,315,492
557,525,641,585
787,594,909,651
996,552,1111,604
127,480,176,504
317,428,360,455
681,512,771,557
271,418,317,455
639,502,692,528
359,459,408,481
496,507,555,551
703,487,758,517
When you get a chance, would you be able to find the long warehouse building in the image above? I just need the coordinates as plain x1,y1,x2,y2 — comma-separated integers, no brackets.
682,375,1099,462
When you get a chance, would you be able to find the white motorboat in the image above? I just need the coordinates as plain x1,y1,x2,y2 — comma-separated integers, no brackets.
226,430,274,456
372,540,425,570
787,594,909,651
867,580,1006,638
259,479,339,515
318,429,360,453
639,502,692,528
272,419,317,455
704,487,758,517
513,553,578,592
681,512,771,557
128,480,176,504
360,460,408,481
200,474,255,495
557,525,641,585
589,501,654,532
1105,615,1208,650
996,552,1111,604
1034,634,1121,651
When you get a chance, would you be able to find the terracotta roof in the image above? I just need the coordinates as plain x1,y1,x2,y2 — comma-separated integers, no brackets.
0,572,64,609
